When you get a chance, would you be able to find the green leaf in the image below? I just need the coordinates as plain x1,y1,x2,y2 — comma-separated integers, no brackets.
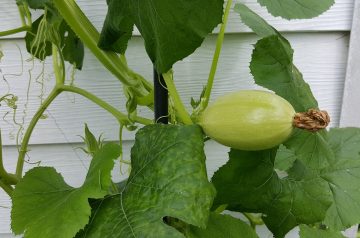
100,0,224,73
62,22,84,69
257,0,334,20
234,3,278,38
186,213,259,238
274,145,296,171
82,124,101,156
24,10,84,68
212,148,333,238
299,225,346,238
250,35,318,112
76,124,215,238
98,0,133,54
25,15,52,60
328,128,360,161
212,148,281,212
263,176,332,238
322,159,360,230
11,143,120,238
284,129,335,170
321,128,360,230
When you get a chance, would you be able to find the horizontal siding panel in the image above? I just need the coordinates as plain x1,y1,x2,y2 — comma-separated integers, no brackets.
0,32,349,145
0,0,354,39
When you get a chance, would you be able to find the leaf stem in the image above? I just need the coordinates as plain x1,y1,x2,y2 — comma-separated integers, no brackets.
52,0,153,98
52,44,65,85
243,213,264,230
16,88,62,178
0,131,18,185
59,85,153,125
202,0,233,109
0,179,13,197
0,26,31,38
163,71,192,125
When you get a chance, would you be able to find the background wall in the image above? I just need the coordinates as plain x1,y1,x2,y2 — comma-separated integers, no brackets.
0,0,356,237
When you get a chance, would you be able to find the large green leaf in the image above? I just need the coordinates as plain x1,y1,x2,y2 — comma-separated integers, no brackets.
98,0,133,54
299,225,345,238
186,213,259,238
11,143,120,238
100,0,224,73
76,124,215,238
212,148,281,212
323,128,360,230
322,159,360,229
236,2,318,113
23,1,85,69
257,0,334,20
274,145,297,171
263,176,332,238
234,3,277,38
250,35,318,112
212,148,332,238
62,24,85,69
328,128,360,161
284,129,335,170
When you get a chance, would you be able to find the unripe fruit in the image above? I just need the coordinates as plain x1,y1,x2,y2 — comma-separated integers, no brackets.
199,90,296,151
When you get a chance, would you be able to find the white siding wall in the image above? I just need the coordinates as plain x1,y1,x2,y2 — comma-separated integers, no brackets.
0,0,356,237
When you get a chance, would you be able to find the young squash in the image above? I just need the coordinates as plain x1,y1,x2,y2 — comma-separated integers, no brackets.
199,90,296,151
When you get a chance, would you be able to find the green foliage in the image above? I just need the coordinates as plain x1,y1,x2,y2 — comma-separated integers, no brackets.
100,0,224,73
1,1,359,238
186,213,259,238
274,145,297,171
250,36,318,112
23,0,84,69
11,144,120,238
234,3,278,37
211,8,360,237
211,149,332,238
257,0,334,19
299,225,346,238
80,124,104,156
237,3,318,112
76,124,215,238
98,0,133,54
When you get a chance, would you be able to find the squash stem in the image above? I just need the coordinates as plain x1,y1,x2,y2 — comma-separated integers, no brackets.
202,0,233,109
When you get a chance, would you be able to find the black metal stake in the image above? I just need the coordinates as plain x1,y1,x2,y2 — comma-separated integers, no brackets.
153,68,168,124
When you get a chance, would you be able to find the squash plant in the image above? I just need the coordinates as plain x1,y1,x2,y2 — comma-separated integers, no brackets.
0,0,358,237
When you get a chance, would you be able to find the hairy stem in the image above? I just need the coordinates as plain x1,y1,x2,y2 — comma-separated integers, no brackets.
60,85,153,125
163,71,192,125
17,1,32,26
52,44,65,85
243,213,264,230
16,88,61,178
0,26,31,38
0,131,18,185
0,179,13,197
52,0,153,98
202,0,233,108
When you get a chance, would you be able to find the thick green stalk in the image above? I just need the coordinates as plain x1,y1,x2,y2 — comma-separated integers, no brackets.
52,0,152,97
243,213,264,230
202,0,233,108
60,85,153,125
0,179,13,197
0,131,18,185
0,26,31,37
16,88,61,177
163,72,192,125
52,45,65,85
